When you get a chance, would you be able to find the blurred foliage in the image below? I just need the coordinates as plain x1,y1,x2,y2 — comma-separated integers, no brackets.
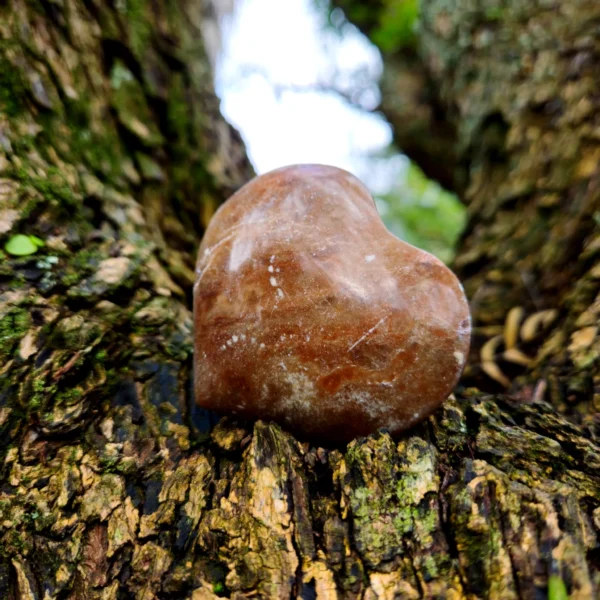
372,0,419,53
377,161,466,264
324,0,420,52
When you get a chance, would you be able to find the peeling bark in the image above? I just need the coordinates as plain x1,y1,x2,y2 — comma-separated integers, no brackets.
0,1,599,599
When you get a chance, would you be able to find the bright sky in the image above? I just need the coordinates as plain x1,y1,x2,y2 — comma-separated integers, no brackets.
215,0,407,193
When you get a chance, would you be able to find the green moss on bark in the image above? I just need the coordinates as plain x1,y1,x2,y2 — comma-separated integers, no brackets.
0,307,30,360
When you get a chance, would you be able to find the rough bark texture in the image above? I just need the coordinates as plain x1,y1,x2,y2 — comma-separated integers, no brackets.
0,1,599,599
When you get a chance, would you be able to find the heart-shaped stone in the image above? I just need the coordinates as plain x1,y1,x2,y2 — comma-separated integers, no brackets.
194,164,470,442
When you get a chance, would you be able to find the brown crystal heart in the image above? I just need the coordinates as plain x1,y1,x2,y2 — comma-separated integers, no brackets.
194,164,471,442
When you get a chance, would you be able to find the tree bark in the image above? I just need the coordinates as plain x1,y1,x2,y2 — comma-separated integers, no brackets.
0,1,599,599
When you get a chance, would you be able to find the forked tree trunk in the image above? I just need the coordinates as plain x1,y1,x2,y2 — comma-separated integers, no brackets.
0,1,599,599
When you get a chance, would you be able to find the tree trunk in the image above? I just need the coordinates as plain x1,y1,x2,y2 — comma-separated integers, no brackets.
0,1,598,599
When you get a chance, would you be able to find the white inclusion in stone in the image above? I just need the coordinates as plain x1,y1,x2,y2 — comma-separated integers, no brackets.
306,335,311,342
454,351,464,364
240,334,246,340
270,255,275,263
270,277,278,287
232,335,239,343
365,254,376,262
277,288,284,298
229,237,252,272
276,268,280,272
226,339,233,346
221,345,226,351
268,265,274,273
259,343,266,349
251,337,256,343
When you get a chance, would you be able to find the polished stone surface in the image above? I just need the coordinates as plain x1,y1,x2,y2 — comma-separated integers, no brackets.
194,165,471,442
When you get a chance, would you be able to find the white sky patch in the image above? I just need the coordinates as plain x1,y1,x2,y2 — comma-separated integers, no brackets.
215,0,405,191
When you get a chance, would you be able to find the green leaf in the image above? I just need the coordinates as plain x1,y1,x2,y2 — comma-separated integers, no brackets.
29,235,45,248
548,575,568,600
4,234,43,256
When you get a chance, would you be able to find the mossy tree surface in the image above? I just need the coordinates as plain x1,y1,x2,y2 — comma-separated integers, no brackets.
0,1,599,599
